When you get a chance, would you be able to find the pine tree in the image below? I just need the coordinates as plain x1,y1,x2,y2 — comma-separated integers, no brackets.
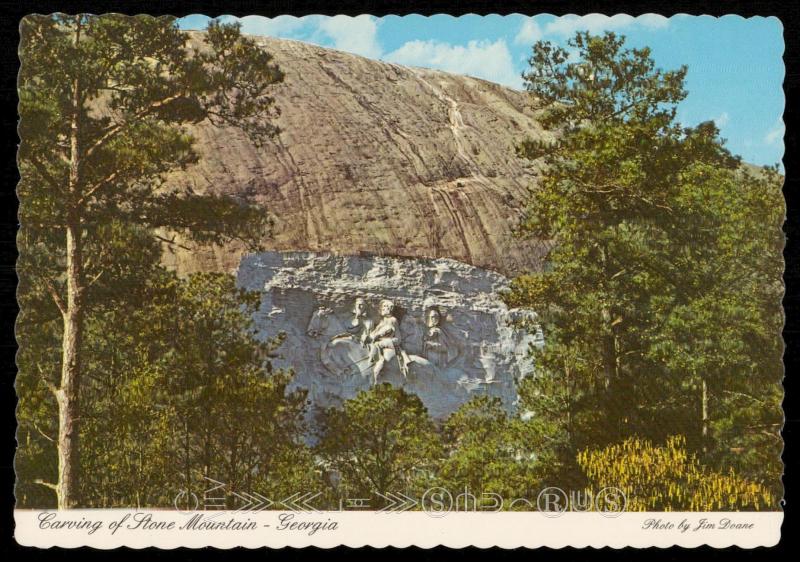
18,14,283,508
438,396,541,503
510,32,783,489
316,384,442,503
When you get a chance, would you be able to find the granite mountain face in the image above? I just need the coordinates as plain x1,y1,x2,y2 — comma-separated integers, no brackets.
162,34,551,277
156,34,553,416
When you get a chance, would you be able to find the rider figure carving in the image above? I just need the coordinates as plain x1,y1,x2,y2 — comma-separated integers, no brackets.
367,299,408,383
348,297,373,346
423,307,447,368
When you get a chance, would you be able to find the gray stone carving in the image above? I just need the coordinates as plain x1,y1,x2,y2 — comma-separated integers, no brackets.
367,299,407,383
237,251,544,420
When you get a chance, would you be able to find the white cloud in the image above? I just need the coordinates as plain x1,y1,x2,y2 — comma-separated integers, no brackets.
209,15,383,59
235,15,307,39
316,15,382,59
544,13,669,37
637,14,670,29
514,17,542,45
764,118,785,145
385,39,523,89
714,112,730,129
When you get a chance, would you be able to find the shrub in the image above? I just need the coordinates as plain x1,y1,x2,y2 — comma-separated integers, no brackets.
577,435,776,511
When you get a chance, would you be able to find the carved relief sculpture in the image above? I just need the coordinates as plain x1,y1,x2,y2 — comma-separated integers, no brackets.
366,299,409,383
422,307,447,368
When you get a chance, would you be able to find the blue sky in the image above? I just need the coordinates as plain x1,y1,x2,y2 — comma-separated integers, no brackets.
178,14,785,168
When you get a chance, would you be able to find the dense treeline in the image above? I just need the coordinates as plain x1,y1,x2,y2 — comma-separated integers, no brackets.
17,228,318,508
17,14,283,508
16,227,778,509
506,32,783,497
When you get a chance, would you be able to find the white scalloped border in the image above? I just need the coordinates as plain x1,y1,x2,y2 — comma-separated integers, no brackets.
14,510,784,549
14,13,786,550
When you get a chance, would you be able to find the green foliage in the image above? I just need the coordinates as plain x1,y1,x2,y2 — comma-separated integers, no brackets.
509,31,783,494
18,14,282,251
514,354,598,489
578,435,776,511
17,13,285,506
316,384,442,503
438,396,541,503
521,32,686,130
314,392,553,509
78,272,316,507
16,229,318,507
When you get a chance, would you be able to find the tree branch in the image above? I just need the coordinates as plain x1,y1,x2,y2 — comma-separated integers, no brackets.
27,154,65,193
86,270,104,287
33,357,60,396
84,93,185,159
154,233,192,251
43,278,66,317
77,170,119,205
32,421,55,443
721,389,766,406
34,479,59,491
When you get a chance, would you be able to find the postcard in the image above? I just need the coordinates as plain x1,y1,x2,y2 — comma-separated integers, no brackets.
14,13,784,548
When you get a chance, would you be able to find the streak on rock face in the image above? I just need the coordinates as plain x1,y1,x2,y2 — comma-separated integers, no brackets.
162,34,553,278
237,251,544,420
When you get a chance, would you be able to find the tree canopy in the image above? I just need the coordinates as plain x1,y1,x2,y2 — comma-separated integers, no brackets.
508,31,783,494
17,14,285,507
316,384,442,503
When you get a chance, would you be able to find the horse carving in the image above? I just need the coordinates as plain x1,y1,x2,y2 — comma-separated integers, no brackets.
306,306,372,379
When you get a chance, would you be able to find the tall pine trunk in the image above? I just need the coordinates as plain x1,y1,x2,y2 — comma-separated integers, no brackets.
701,376,709,454
56,20,84,508
597,243,626,440
57,205,85,509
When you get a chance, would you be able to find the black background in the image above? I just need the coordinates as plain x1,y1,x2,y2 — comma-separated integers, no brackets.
0,1,796,559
